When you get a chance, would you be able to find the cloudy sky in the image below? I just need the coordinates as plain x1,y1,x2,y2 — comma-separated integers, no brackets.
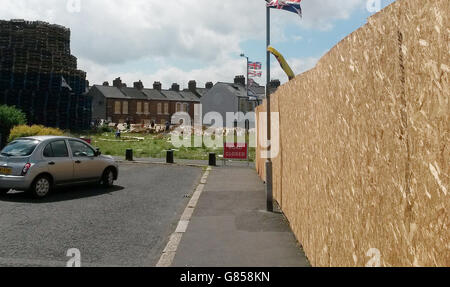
1,0,396,89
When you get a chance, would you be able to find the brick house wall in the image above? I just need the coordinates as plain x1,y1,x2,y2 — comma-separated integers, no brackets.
106,98,196,125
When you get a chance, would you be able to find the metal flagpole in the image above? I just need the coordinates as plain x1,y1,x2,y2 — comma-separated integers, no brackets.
265,5,273,212
246,57,249,98
246,56,250,167
246,56,249,114
240,53,250,166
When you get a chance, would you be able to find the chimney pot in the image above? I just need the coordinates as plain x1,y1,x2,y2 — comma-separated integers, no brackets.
113,77,123,88
171,83,180,92
205,82,213,89
269,79,281,94
234,75,246,86
269,79,281,89
102,81,109,86
188,80,196,92
134,80,144,90
113,77,122,88
153,81,162,91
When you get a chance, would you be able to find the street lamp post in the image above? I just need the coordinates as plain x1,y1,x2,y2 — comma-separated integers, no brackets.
240,53,250,165
240,53,249,101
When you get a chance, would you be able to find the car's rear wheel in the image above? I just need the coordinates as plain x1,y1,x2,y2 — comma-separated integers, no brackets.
31,175,52,198
101,168,115,188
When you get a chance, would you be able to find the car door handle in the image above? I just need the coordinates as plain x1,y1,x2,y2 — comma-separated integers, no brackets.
48,161,55,165
75,160,81,164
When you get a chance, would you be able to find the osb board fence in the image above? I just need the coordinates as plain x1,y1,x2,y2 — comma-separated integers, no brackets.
255,0,448,267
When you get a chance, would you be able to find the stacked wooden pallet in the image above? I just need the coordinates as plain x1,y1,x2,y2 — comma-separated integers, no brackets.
0,19,91,130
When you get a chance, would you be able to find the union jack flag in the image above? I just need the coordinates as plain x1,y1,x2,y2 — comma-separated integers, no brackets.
249,70,263,78
248,61,262,70
266,0,302,17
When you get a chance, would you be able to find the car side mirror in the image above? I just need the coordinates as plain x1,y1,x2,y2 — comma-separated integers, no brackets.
95,148,101,156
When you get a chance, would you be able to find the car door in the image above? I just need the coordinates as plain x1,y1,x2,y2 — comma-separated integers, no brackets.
68,140,103,181
42,140,74,184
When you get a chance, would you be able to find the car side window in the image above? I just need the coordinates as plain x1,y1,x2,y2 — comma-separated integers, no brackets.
43,143,53,157
51,141,69,158
69,140,95,157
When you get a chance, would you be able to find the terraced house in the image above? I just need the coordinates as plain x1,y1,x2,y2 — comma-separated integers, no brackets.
89,77,212,125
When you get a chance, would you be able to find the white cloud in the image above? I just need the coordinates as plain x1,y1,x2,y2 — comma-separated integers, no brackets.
80,54,319,90
0,0,366,86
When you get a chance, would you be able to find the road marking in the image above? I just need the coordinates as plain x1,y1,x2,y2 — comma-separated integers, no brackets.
175,220,189,233
181,207,194,221
156,166,212,267
117,160,207,169
163,233,183,253
0,257,119,267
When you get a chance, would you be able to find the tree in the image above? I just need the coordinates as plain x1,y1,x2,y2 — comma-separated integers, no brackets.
0,105,27,148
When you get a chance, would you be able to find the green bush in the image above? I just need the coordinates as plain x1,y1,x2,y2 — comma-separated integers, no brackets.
0,105,27,147
97,124,115,133
8,125,64,142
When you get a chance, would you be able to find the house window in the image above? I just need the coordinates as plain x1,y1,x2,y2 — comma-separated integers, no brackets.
144,102,149,115
157,103,162,115
122,101,128,114
164,103,169,115
136,102,142,114
183,103,188,113
176,102,182,113
114,101,121,114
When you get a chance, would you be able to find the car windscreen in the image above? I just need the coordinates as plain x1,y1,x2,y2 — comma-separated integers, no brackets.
0,139,40,157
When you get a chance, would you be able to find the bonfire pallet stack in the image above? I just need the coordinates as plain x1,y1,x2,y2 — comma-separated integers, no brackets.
0,19,91,130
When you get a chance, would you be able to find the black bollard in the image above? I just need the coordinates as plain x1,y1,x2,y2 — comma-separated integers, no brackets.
125,149,133,161
166,150,174,164
209,153,216,166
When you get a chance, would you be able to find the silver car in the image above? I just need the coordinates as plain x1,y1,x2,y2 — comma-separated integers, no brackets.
0,136,119,198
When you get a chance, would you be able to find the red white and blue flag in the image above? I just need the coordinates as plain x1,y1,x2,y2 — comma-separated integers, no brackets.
266,0,302,17
248,61,262,70
249,70,263,78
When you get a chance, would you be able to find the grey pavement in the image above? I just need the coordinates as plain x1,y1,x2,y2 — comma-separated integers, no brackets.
0,163,202,267
172,166,310,267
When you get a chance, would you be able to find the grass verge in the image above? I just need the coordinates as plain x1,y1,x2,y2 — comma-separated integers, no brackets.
74,132,256,162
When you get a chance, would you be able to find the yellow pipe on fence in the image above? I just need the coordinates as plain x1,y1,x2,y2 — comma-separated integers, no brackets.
268,46,295,81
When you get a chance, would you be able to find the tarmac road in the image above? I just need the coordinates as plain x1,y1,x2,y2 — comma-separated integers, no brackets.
0,163,202,267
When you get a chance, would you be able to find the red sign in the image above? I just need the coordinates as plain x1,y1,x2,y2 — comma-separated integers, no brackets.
224,143,248,160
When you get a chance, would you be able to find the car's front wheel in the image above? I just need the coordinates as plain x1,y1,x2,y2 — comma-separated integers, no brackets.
31,175,52,198
101,168,115,188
